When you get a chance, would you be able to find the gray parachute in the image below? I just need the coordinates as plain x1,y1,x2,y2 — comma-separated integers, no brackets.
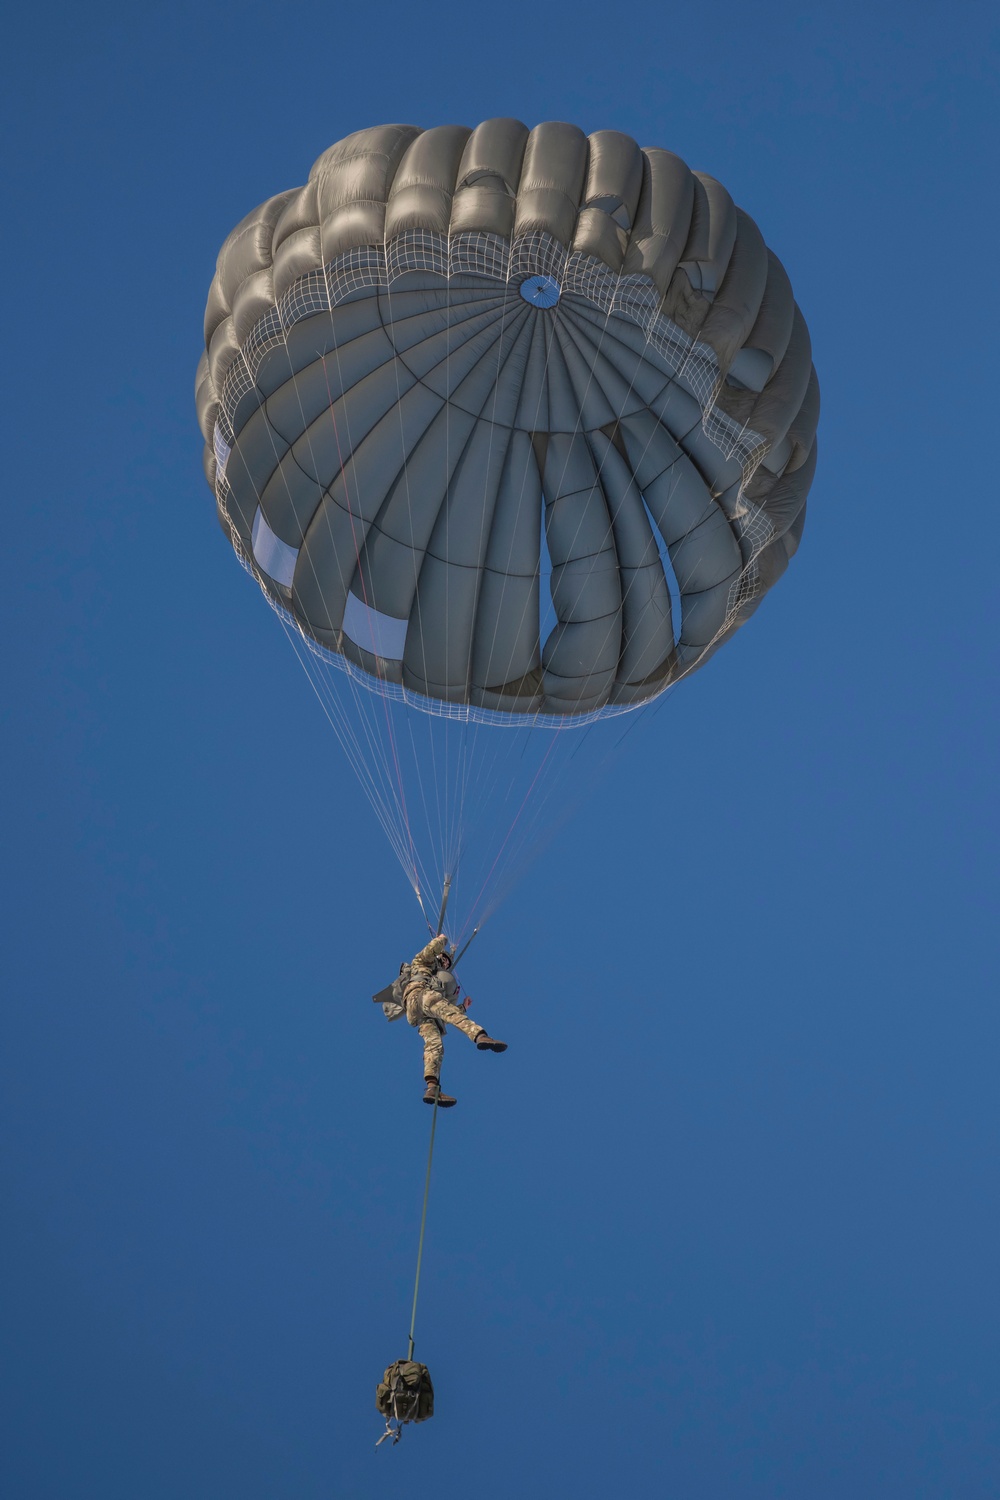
197,120,818,720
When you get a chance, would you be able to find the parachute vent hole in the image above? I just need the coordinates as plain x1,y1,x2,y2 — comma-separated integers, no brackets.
520,275,561,309
457,169,514,196
585,195,631,230
725,346,773,394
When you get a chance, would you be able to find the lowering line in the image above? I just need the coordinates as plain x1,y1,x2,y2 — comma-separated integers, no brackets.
408,1093,439,1360
375,1095,440,1447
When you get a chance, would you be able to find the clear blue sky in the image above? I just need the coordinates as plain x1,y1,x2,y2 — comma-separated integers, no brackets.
2,3,998,1496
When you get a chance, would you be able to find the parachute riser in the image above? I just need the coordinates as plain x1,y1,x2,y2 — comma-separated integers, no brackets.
429,875,452,942
454,926,480,965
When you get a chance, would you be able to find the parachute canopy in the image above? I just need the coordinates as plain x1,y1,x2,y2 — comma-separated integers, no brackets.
197,120,818,723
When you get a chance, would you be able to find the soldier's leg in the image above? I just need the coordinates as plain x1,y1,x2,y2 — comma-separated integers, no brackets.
403,986,429,1028
418,1020,456,1106
417,1020,444,1081
423,997,493,1044
405,985,442,1049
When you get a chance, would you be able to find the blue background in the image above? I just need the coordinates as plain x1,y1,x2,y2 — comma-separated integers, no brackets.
2,3,997,1495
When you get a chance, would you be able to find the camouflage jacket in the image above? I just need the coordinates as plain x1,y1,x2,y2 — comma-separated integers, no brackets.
409,934,448,982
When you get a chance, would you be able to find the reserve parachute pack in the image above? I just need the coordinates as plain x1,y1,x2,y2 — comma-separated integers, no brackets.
375,1359,434,1446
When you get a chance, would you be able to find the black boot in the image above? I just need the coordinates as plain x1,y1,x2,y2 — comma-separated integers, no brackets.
474,1032,508,1052
423,1077,457,1107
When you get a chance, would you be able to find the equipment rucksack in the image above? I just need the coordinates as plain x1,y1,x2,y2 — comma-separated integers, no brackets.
371,962,410,1021
375,1359,434,1444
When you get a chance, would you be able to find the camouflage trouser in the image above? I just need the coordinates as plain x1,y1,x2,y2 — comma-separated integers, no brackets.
404,985,483,1079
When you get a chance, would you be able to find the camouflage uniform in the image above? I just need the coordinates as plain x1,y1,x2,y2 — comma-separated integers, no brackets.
404,935,483,1080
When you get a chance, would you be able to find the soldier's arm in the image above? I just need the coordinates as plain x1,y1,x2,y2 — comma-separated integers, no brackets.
411,933,448,968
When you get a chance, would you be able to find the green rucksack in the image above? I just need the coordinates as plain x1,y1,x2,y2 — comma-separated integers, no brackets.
375,1359,435,1445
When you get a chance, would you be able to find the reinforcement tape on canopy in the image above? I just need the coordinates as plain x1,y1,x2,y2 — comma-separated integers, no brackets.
251,508,298,589
342,593,408,661
213,422,231,478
